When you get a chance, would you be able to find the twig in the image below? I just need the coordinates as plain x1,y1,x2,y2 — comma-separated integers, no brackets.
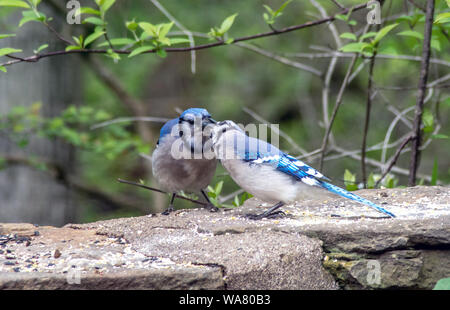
332,145,432,182
86,55,154,144
375,135,413,187
318,54,359,170
1,154,150,213
242,107,310,157
117,178,207,206
149,0,197,74
361,50,377,188
361,12,382,187
408,0,434,186
90,116,170,130
286,50,450,68
380,106,415,165
329,0,345,9
235,42,322,76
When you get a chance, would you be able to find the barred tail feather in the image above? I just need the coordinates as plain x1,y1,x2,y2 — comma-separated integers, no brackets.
319,181,396,218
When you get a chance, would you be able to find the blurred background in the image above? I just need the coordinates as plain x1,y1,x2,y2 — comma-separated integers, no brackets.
0,0,449,226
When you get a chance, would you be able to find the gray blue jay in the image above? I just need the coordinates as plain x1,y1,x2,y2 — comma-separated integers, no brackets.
211,120,395,219
152,108,218,214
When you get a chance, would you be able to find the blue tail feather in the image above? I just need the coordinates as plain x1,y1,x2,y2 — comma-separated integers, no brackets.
319,181,396,218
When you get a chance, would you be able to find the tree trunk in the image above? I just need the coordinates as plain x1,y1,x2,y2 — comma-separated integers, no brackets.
0,6,81,226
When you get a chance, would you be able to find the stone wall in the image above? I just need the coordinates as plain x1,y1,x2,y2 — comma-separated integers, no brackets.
1,186,449,289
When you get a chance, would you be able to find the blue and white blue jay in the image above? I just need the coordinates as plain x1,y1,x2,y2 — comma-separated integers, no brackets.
211,120,395,219
152,108,218,214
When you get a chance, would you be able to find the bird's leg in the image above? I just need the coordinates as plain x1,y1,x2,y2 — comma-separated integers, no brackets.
246,201,285,220
201,189,219,212
162,193,176,215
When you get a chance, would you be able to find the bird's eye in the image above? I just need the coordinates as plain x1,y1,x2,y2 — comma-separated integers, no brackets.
187,119,194,125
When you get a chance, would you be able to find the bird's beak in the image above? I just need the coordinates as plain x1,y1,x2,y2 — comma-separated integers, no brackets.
202,118,217,128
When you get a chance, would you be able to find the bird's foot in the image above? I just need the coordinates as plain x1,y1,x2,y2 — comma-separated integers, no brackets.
204,203,219,213
245,210,286,220
161,205,174,215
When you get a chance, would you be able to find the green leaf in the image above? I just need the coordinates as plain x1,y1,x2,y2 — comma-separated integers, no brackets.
65,45,82,52
159,22,174,38
0,47,22,57
433,277,450,290
219,13,238,34
340,32,357,41
359,32,377,41
97,37,135,47
430,158,438,186
233,195,240,207
367,173,375,189
339,42,370,53
169,37,191,45
83,16,105,26
344,169,358,191
84,30,105,47
274,0,292,16
422,109,434,133
0,0,30,8
263,4,274,15
397,30,424,40
0,34,16,39
99,0,115,13
0,66,6,73
214,181,223,196
335,14,347,21
435,12,450,24
128,45,154,58
33,43,48,54
225,38,234,44
431,134,449,139
106,48,121,60
348,20,357,26
76,7,101,16
126,20,138,32
18,15,43,27
372,23,398,45
263,12,271,24
156,48,167,58
139,22,157,37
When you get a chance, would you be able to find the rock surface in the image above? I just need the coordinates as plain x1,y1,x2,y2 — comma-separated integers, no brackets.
1,186,449,289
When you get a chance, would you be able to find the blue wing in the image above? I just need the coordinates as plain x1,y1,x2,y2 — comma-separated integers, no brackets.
243,141,395,218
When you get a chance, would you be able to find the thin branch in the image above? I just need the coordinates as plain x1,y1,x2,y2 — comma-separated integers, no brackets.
329,0,345,9
332,145,433,182
117,178,207,207
361,51,377,188
409,0,434,186
242,107,310,158
86,55,154,143
1,155,150,213
1,3,369,68
149,0,197,74
235,42,322,76
90,116,170,130
381,106,415,166
375,135,413,187
218,189,245,204
310,0,342,49
318,54,359,170
286,50,450,68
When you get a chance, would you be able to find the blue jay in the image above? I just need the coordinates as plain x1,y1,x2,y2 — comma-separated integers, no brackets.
211,120,395,219
151,108,218,214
